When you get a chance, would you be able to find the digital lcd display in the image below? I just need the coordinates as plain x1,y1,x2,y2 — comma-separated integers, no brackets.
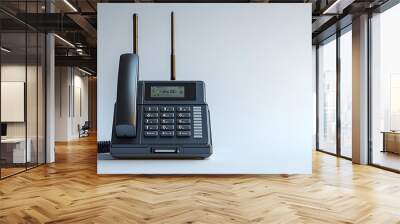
150,86,185,98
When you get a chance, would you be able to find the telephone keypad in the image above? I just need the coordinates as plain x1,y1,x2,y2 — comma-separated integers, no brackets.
142,106,203,139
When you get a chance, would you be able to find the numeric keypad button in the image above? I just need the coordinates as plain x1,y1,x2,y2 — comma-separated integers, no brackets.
145,113,159,118
161,119,175,124
144,125,158,131
160,131,174,137
160,125,175,130
144,119,159,124
177,125,191,130
177,113,191,118
161,113,175,118
177,119,191,124
177,106,191,112
144,131,158,137
177,131,191,137
144,106,159,112
160,106,175,112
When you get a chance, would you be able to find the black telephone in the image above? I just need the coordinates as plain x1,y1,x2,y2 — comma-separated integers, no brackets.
110,54,212,159
110,13,212,159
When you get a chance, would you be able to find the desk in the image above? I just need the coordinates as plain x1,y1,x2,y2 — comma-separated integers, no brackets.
382,131,400,154
1,138,31,163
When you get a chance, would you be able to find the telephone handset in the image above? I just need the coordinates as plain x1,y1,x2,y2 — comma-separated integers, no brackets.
115,54,138,138
110,13,212,159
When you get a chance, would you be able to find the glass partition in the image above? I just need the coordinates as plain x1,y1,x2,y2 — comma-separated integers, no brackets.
317,37,337,154
1,31,28,177
0,1,46,179
339,29,352,158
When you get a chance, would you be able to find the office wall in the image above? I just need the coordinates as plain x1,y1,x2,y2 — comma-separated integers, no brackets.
97,3,313,174
55,67,89,141
1,65,41,138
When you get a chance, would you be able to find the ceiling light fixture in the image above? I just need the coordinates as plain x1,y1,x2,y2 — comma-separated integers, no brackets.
1,47,11,53
78,67,93,76
54,34,75,48
63,0,78,12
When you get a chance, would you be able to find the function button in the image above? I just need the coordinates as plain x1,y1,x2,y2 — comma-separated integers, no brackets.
160,131,174,137
160,125,175,130
144,118,159,124
144,106,159,112
160,106,175,112
145,113,159,118
161,113,175,118
177,113,191,118
177,125,191,130
177,106,191,112
177,131,191,137
192,106,202,112
177,119,191,124
144,125,158,131
161,119,175,124
144,131,158,137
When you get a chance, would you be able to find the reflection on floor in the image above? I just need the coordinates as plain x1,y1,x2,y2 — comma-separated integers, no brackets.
373,150,400,171
0,162,42,179
0,167,25,178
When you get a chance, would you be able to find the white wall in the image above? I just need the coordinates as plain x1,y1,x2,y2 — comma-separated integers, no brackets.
1,65,38,138
97,3,313,174
55,67,89,141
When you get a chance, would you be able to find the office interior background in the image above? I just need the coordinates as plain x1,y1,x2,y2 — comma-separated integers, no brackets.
1,0,400,222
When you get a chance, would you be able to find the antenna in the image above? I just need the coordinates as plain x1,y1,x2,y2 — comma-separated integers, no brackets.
170,12,176,80
133,13,139,81
133,13,138,54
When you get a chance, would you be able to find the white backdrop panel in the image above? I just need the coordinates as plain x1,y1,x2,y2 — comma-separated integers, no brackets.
97,3,313,174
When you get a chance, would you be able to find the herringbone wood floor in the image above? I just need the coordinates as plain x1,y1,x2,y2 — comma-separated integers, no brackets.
1,135,400,224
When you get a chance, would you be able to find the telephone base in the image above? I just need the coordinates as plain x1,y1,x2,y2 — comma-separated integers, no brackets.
110,144,212,159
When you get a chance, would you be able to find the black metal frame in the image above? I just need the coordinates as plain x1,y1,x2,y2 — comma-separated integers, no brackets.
0,0,47,180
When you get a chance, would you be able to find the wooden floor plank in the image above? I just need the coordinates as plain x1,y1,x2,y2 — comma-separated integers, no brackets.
1,135,400,223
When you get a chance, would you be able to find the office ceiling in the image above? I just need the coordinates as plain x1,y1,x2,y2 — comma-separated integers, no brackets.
0,0,392,74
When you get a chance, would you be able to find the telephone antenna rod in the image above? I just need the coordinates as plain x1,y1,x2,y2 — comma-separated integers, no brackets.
170,11,176,80
133,13,138,54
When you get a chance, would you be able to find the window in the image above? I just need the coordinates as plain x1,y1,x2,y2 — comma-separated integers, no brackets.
370,4,400,171
339,29,352,158
317,37,337,155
